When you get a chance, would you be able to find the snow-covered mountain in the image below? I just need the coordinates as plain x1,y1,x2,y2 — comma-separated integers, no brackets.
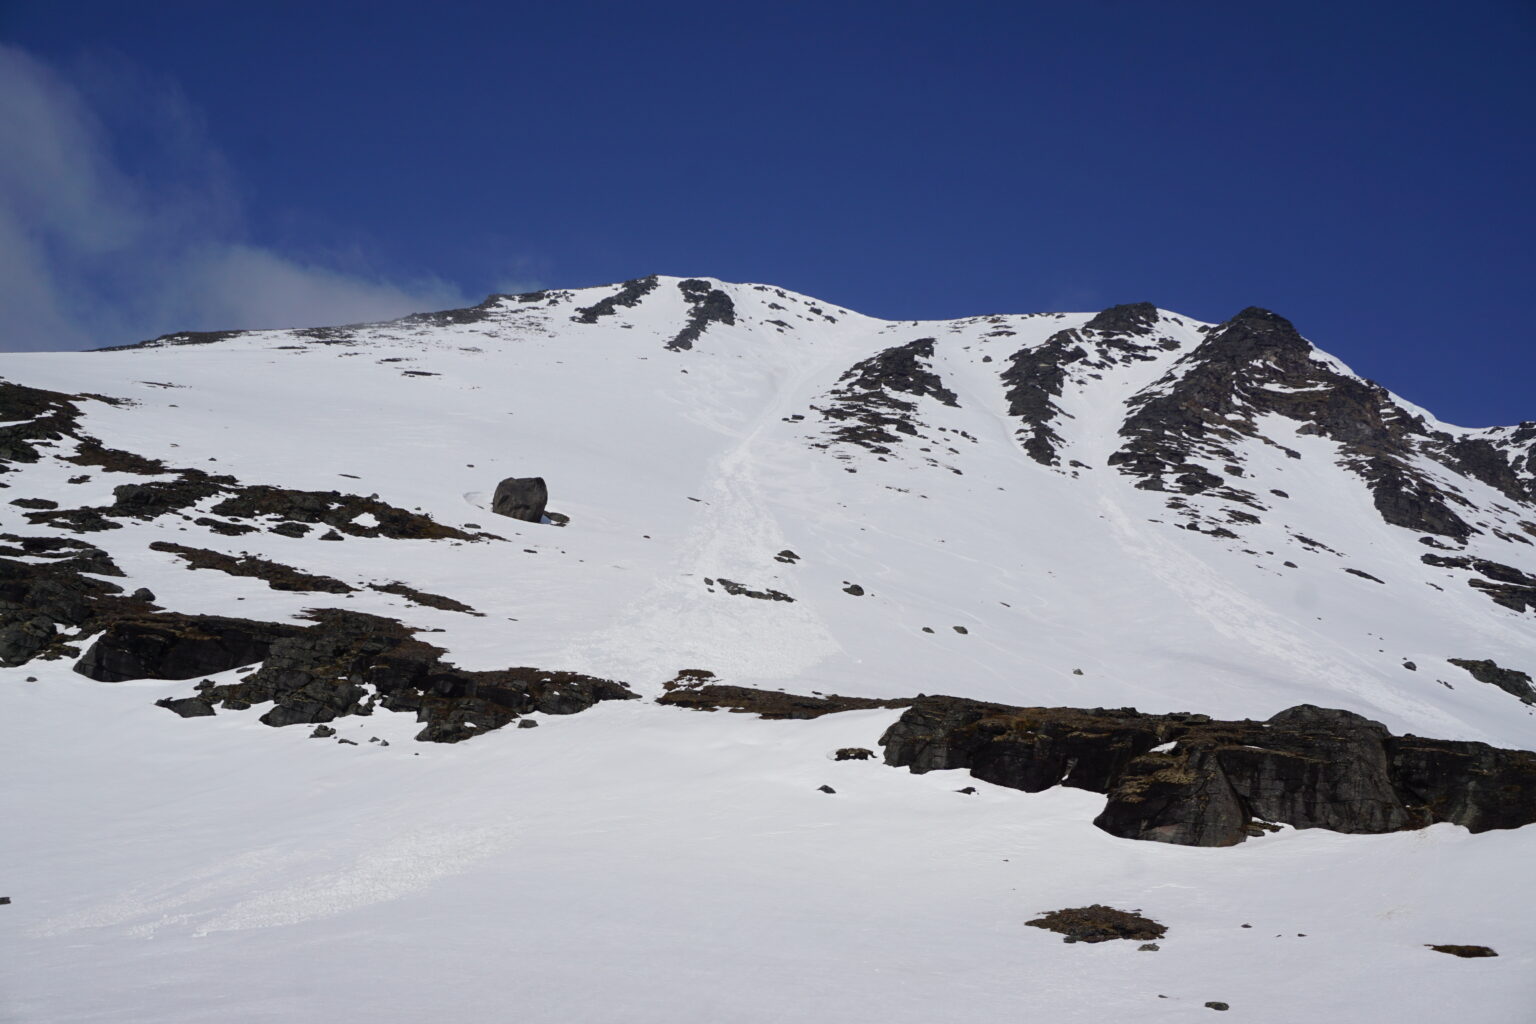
3,276,1533,1022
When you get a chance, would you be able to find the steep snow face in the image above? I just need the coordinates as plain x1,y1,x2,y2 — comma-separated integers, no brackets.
2,276,1533,742
2,276,1535,1024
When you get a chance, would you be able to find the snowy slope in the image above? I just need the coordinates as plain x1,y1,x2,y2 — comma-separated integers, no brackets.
2,276,1533,1022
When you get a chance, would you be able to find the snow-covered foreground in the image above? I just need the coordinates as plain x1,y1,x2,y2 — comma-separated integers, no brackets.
4,666,1531,1024
1,276,1533,1020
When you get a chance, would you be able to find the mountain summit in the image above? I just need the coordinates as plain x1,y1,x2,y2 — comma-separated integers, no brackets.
3,276,1533,1023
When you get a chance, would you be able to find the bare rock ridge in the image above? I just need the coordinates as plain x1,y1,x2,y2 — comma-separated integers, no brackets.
815,337,959,455
1446,658,1536,705
999,302,1173,468
879,695,1536,846
666,278,736,351
1105,305,1521,541
571,274,659,324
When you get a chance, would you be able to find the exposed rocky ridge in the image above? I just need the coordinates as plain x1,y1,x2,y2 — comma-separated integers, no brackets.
666,278,737,351
1106,307,1530,542
150,541,354,593
1446,658,1536,705
5,379,478,542
1422,553,1536,613
96,289,573,351
571,275,659,323
878,695,1536,846
1000,303,1176,467
813,338,961,457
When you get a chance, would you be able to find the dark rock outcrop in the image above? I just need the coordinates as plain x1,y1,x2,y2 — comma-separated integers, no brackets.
713,578,794,602
1000,304,1168,467
155,696,217,717
571,275,659,323
814,338,959,456
666,278,736,351
1426,944,1497,958
0,544,145,666
878,696,1536,846
491,476,548,523
150,541,354,593
1446,658,1536,705
1424,555,1536,614
1025,905,1166,943
658,680,911,719
1109,307,1486,541
180,609,636,741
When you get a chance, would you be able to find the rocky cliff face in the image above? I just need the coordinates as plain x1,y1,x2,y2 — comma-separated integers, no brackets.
879,696,1536,846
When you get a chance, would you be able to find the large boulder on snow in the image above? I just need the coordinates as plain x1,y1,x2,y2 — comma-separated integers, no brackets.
492,476,548,523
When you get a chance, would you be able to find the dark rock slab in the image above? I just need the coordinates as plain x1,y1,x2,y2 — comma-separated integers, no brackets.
1446,658,1536,705
658,679,911,720
73,614,305,682
155,696,216,717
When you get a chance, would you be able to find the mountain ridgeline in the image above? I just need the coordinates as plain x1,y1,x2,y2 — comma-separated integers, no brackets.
3,274,1535,850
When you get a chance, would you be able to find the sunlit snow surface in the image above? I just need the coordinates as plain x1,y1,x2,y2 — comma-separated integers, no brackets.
2,278,1532,1021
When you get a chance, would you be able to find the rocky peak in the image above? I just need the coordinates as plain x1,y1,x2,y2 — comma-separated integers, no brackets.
1083,301,1160,336
1109,305,1488,540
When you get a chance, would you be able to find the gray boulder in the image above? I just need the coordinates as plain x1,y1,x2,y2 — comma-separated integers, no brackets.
492,477,548,522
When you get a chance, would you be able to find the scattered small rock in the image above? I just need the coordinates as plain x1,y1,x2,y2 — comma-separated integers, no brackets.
130,588,156,602
1205,1003,1229,1012
956,786,977,795
817,784,836,794
517,719,540,729
774,549,800,564
1138,943,1160,952
1072,668,1084,675
1426,944,1497,958
842,583,865,596
952,625,968,634
320,530,344,541
311,725,336,738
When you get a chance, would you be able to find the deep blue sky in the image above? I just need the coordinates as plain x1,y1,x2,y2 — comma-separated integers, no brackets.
2,0,1532,425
